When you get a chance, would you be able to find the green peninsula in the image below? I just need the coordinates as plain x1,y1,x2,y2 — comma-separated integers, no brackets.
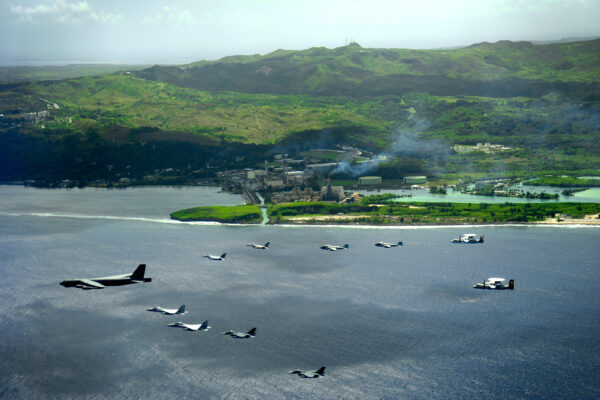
171,201,600,225
170,205,262,224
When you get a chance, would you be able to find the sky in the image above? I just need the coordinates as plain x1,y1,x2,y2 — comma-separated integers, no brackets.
0,0,599,65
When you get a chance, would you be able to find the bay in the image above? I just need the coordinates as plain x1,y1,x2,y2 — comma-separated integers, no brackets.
0,186,599,399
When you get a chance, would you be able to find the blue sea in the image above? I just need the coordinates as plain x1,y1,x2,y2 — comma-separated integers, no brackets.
0,186,599,399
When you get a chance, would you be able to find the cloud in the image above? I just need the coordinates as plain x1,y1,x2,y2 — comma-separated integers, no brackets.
9,0,120,24
90,11,122,25
139,6,196,26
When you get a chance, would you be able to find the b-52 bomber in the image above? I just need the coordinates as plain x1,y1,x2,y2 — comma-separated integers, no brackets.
222,327,257,338
247,242,270,249
168,320,211,331
147,305,187,315
320,244,349,251
204,253,227,261
60,264,151,290
289,367,326,378
375,241,403,248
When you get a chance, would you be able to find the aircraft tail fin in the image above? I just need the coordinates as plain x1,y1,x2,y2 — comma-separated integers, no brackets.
343,244,349,249
397,241,403,246
479,235,484,243
509,279,515,290
200,320,209,330
247,327,257,336
264,242,270,248
176,305,186,314
131,264,146,281
316,367,326,375
220,253,227,259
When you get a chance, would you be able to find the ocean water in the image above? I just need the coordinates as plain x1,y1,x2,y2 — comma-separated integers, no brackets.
0,186,599,399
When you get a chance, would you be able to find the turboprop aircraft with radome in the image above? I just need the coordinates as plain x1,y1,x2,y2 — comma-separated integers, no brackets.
222,327,257,338
247,242,270,249
168,320,211,331
320,244,349,251
289,367,326,378
60,264,151,290
147,305,187,315
204,253,226,261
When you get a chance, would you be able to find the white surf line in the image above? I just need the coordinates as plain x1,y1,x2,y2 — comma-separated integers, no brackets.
0,211,221,225
2,211,597,229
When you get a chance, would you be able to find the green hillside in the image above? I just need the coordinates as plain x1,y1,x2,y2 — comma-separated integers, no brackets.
135,40,600,97
1,39,599,184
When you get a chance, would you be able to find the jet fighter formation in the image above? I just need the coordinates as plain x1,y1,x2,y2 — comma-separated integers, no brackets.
58,232,514,381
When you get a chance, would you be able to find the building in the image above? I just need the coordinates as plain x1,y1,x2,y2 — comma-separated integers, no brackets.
320,183,345,202
403,176,427,185
358,176,382,185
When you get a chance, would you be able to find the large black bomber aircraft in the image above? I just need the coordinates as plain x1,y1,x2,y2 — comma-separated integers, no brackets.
60,264,151,290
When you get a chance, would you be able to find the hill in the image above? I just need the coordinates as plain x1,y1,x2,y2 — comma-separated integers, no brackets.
1,40,599,185
134,40,600,98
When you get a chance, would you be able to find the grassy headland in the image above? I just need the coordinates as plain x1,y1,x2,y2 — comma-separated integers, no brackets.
170,205,262,224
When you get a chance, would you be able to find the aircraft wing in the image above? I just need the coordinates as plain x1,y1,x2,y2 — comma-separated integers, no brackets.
78,279,105,289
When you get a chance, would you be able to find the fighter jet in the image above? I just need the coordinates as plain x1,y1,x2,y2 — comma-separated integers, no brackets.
204,253,226,261
147,305,187,315
289,367,326,378
222,327,257,338
60,264,151,290
320,244,349,251
375,241,403,248
168,320,211,331
247,242,270,249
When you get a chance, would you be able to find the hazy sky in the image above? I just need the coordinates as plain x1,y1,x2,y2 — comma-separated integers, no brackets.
1,0,599,65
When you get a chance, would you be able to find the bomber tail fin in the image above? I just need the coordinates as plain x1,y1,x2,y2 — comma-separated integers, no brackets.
264,242,270,248
316,367,326,375
176,305,186,314
247,327,257,336
131,264,146,281
220,253,227,259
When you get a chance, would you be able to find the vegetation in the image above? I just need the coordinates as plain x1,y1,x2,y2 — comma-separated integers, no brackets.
0,64,148,83
137,40,600,96
527,176,600,187
265,201,600,225
170,205,262,223
1,39,600,184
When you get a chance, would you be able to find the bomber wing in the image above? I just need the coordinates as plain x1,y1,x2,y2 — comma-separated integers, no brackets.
78,279,105,289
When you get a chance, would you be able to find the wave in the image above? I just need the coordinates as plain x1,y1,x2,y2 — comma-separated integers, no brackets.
0,211,221,226
1,211,597,229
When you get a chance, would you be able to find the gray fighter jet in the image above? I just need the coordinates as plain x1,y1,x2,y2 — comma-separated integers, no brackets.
289,367,326,378
60,264,151,290
147,305,187,315
247,242,270,249
204,253,227,261
168,320,211,331
222,327,257,338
